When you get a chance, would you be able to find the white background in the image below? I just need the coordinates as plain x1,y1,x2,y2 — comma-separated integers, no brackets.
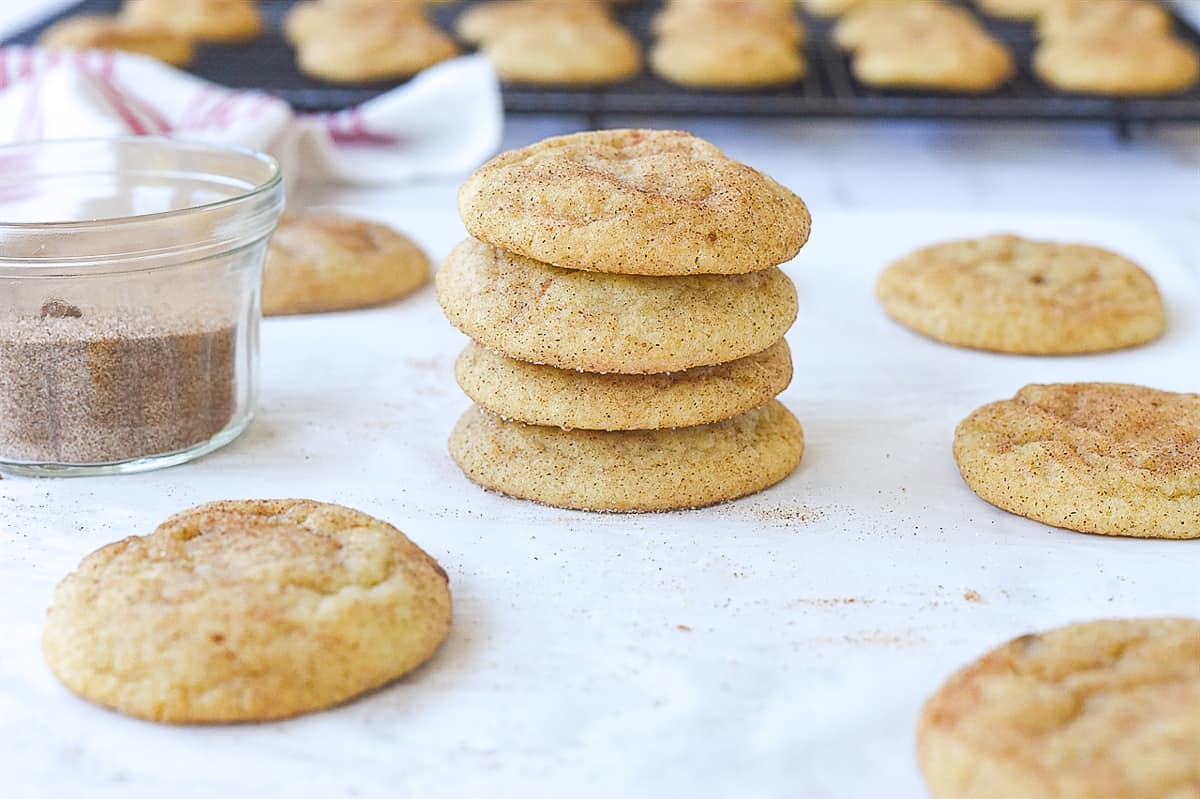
2,2,1199,798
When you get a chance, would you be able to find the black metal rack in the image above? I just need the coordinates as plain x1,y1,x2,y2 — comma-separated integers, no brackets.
8,0,1200,137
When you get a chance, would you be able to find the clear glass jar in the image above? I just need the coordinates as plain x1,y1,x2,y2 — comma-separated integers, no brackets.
0,137,284,476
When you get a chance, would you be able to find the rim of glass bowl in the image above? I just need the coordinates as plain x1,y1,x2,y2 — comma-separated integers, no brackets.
0,136,284,275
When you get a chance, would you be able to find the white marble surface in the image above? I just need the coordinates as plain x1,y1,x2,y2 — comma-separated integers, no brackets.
2,4,1200,799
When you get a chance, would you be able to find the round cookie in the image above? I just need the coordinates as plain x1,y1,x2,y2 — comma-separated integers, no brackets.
651,30,807,89
481,20,642,86
455,0,610,45
457,129,811,276
653,1,805,45
297,22,458,83
38,14,194,66
456,339,793,430
263,212,431,316
284,0,425,45
953,383,1200,539
919,618,1200,798
1034,34,1200,96
833,1,979,53
851,26,1014,93
1037,0,1172,41
122,0,262,42
436,238,798,374
449,400,805,512
42,499,452,723
875,234,1166,354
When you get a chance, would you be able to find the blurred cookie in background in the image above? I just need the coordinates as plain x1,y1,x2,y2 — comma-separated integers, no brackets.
38,14,194,66
263,212,431,316
122,0,262,42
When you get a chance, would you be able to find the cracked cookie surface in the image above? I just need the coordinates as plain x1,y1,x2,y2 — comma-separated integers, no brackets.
43,499,452,722
449,400,804,511
457,129,811,276
455,339,792,430
919,617,1200,798
876,234,1166,354
436,237,798,374
953,383,1200,538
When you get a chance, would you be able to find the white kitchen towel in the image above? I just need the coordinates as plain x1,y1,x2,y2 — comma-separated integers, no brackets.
0,47,503,187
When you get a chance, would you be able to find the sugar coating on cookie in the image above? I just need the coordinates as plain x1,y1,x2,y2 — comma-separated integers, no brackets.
876,234,1166,354
953,383,1200,539
919,618,1200,798
38,14,194,66
651,29,807,88
851,24,1014,93
458,129,811,276
1037,0,1173,41
1034,34,1200,96
449,400,805,511
456,339,793,430
436,238,798,374
264,212,431,316
481,19,642,85
122,0,261,41
42,499,452,723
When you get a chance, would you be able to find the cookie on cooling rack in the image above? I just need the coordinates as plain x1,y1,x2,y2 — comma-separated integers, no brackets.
38,14,193,66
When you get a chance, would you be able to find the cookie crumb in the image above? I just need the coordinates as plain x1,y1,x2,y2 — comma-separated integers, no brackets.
963,589,983,603
676,624,692,632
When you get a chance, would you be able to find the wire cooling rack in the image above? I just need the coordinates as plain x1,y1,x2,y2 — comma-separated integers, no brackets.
8,0,1200,136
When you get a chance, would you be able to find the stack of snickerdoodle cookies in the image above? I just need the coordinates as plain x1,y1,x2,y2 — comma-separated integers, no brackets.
438,129,811,512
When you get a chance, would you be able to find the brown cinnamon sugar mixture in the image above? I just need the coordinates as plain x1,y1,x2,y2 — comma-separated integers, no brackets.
0,301,235,465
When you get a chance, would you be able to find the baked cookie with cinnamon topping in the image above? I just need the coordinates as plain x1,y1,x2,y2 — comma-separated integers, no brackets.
436,238,797,373
919,618,1200,797
953,383,1200,539
43,499,452,722
458,129,811,276
264,212,430,316
449,400,805,511
876,235,1165,354
121,0,262,42
38,14,194,66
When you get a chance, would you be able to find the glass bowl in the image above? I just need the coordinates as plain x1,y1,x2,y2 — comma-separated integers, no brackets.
0,137,284,476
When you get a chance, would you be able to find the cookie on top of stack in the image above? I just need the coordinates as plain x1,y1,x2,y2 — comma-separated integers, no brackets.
437,129,811,512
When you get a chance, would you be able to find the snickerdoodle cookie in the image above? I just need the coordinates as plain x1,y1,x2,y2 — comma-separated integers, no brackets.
454,0,609,45
42,499,452,723
953,383,1200,539
851,23,1014,92
651,29,807,88
481,19,641,85
458,129,811,276
263,213,430,316
832,1,978,52
122,0,261,42
38,14,194,66
919,618,1200,798
1037,0,1172,40
456,339,792,430
1035,34,1200,96
284,0,425,45
876,235,1165,354
654,0,806,43
296,21,458,83
449,400,805,511
436,238,798,373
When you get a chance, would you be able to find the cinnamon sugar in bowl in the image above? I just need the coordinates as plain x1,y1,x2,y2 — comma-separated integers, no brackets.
0,138,283,476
